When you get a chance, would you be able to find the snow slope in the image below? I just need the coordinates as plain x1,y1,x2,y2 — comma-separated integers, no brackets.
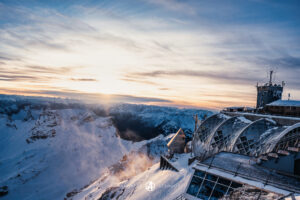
0,95,212,200
72,154,193,200
0,108,146,200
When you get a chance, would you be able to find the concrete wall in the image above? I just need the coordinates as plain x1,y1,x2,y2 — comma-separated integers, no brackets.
266,105,300,117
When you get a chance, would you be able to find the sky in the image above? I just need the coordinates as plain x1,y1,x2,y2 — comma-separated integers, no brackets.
0,0,300,109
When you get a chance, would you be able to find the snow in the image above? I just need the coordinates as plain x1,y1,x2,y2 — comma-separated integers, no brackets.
0,95,211,200
72,154,193,200
268,100,300,107
0,108,170,200
237,116,252,123
110,103,213,137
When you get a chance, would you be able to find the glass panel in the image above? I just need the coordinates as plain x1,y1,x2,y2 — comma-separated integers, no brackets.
230,181,243,188
194,170,206,178
197,180,215,200
205,173,218,182
210,184,229,200
217,177,231,186
186,176,203,197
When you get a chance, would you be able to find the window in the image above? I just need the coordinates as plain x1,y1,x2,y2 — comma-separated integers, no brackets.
186,170,243,199
187,176,203,196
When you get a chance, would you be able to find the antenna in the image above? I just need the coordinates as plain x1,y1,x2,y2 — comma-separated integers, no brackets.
269,70,273,85
194,114,198,132
288,93,291,100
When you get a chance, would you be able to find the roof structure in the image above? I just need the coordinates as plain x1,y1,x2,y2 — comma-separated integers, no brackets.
167,128,185,147
192,113,300,159
167,128,186,154
195,152,300,194
267,100,300,107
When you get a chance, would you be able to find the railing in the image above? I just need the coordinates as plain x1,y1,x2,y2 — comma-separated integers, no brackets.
195,159,300,194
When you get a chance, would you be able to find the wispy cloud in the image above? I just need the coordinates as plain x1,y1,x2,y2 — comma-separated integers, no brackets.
0,65,76,82
0,0,299,108
126,69,260,85
143,0,196,15
120,78,158,86
0,87,172,104
70,78,98,82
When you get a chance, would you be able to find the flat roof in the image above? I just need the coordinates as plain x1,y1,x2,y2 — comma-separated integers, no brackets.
267,100,300,107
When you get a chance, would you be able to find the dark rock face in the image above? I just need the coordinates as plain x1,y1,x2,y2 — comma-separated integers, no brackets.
0,186,8,197
109,104,212,142
26,111,60,143
65,189,79,198
98,187,124,200
111,113,166,141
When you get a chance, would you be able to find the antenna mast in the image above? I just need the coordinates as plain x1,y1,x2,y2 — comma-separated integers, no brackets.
269,70,273,85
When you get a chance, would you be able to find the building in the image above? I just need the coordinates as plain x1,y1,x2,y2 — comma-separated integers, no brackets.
166,112,300,199
223,106,255,113
160,71,300,199
256,71,283,109
266,100,300,117
223,70,300,118
185,152,300,200
167,128,186,154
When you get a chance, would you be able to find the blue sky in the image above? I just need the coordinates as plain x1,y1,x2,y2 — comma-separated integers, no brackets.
0,0,299,108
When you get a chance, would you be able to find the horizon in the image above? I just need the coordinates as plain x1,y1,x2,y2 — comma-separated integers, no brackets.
1,0,300,109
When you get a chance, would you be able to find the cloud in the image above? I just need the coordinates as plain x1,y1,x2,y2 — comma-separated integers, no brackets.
0,88,172,104
0,65,76,82
159,88,169,91
0,74,41,82
257,56,300,70
26,65,74,74
126,69,259,85
120,78,158,86
0,53,22,62
70,78,98,82
0,55,17,61
0,1,299,108
144,0,196,15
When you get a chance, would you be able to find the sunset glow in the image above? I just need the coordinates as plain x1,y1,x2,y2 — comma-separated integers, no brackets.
1,0,300,109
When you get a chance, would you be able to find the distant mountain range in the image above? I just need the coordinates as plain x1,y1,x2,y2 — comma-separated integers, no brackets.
0,94,212,200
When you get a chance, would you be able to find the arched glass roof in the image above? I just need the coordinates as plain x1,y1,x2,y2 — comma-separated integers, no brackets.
208,116,251,153
192,114,300,158
230,118,277,156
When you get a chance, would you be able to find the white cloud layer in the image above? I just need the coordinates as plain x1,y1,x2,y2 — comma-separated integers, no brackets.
0,1,299,108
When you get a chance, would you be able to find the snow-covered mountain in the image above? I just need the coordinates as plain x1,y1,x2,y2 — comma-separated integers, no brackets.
0,95,212,200
110,103,212,141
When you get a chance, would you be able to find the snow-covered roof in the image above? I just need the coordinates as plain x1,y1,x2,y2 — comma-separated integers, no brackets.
197,152,300,193
267,100,300,107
